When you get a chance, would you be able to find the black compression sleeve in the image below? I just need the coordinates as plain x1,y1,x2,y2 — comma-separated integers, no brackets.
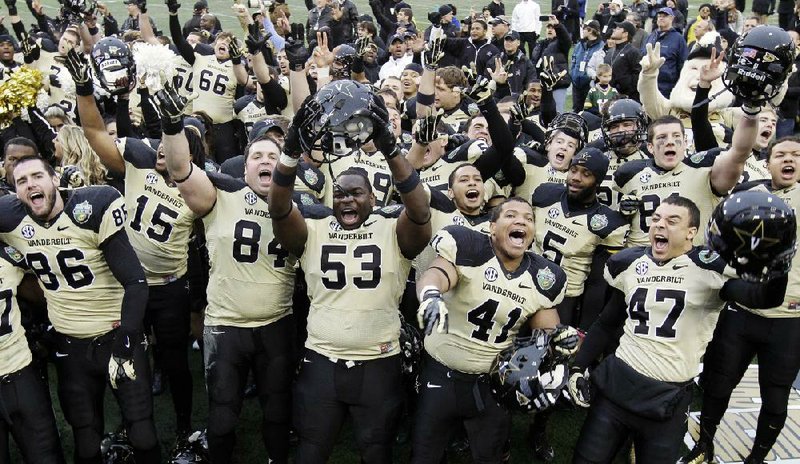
691,85,719,151
101,231,148,331
170,14,195,65
720,275,788,309
573,288,627,370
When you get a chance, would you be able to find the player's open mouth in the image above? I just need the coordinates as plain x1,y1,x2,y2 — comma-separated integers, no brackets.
340,208,359,225
653,234,668,252
30,191,45,208
554,152,565,163
663,150,677,158
781,164,795,178
509,229,526,247
258,168,272,181
760,130,772,140
465,189,480,200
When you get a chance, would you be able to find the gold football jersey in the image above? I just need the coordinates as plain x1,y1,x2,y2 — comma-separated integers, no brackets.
741,153,770,184
605,246,728,382
420,140,489,192
191,53,237,124
425,226,567,374
532,183,629,297
173,54,195,115
731,181,800,318
117,138,196,285
614,152,722,247
321,150,396,207
598,150,649,211
513,147,567,204
0,187,129,338
300,204,410,360
0,244,33,377
202,173,296,327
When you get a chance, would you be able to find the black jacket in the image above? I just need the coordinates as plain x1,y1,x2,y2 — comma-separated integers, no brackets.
530,23,572,89
603,41,642,100
444,37,502,76
496,49,538,96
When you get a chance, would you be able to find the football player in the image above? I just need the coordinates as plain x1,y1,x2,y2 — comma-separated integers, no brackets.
568,196,787,464
683,136,800,464
614,110,760,248
268,84,431,463
0,242,64,463
411,197,578,463
0,156,160,463
66,48,198,441
158,85,297,463
167,0,249,162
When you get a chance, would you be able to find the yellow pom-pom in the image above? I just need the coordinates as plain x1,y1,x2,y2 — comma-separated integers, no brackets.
0,66,44,129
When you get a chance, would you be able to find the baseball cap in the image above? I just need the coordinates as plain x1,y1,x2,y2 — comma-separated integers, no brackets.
583,20,601,33
438,4,453,16
656,7,675,15
193,1,207,10
570,147,610,181
616,21,636,38
404,62,423,74
0,34,15,45
490,17,510,26
249,119,285,142
505,30,521,41
389,33,405,43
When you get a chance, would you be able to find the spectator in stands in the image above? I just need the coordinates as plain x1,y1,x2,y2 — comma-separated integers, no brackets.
489,17,510,49
488,0,506,17
496,31,537,96
553,0,581,42
120,0,157,33
642,7,688,97
512,0,542,58
442,18,501,77
531,17,572,112
379,34,412,80
307,0,333,45
596,0,626,39
571,20,605,111
604,21,642,100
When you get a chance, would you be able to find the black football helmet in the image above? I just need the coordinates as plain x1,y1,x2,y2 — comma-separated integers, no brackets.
169,430,209,464
399,314,423,393
601,99,648,152
489,330,569,413
101,431,135,464
723,25,795,103
297,79,386,158
90,37,135,96
331,45,357,80
706,190,797,282
545,112,589,153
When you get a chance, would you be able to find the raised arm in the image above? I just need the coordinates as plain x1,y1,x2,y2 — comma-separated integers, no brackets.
64,49,127,175
710,104,759,194
168,2,195,65
691,48,723,152
156,85,217,216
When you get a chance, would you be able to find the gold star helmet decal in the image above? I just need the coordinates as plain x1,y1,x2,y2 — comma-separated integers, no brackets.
733,220,780,254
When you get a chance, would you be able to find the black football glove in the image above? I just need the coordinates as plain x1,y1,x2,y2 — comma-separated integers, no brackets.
619,194,641,217
137,0,147,13
228,38,243,65
415,109,444,145
63,48,93,96
463,75,496,105
550,324,580,356
165,0,180,14
285,40,309,72
155,82,195,135
568,366,592,407
108,326,141,390
417,287,448,336
424,35,446,70
4,0,18,16
536,55,566,91
355,35,371,57
21,33,40,63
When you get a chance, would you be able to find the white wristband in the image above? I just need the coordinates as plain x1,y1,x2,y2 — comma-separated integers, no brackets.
279,153,299,167
419,285,439,301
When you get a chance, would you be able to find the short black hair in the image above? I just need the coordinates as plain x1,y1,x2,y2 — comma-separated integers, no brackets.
767,135,800,161
3,137,39,160
661,195,700,228
490,196,531,222
448,162,477,187
244,134,282,162
336,167,372,193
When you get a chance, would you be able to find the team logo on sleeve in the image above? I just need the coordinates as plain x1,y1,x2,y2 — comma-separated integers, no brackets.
698,249,720,263
639,172,651,184
590,214,608,231
303,169,319,186
382,204,403,214
4,246,23,263
484,267,498,282
536,267,556,290
21,225,35,239
635,261,649,275
145,173,158,184
244,192,258,205
73,201,93,224
690,151,708,163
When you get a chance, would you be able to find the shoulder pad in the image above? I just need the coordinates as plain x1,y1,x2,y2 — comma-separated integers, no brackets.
66,186,123,231
429,188,457,213
195,43,215,56
439,225,495,266
527,254,568,301
614,159,652,188
587,207,629,238
732,178,771,194
207,171,248,192
687,247,727,274
684,147,723,168
219,156,245,179
299,202,334,219
0,196,26,233
606,247,648,280
297,162,326,193
374,203,404,218
233,95,255,114
519,146,549,167
120,137,157,169
531,183,564,207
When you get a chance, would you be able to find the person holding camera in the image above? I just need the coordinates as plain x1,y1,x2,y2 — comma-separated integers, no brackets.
120,0,157,33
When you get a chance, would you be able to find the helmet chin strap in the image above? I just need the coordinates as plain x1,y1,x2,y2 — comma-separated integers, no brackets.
691,87,730,109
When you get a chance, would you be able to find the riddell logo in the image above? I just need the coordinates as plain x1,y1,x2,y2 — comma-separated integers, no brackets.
739,69,766,81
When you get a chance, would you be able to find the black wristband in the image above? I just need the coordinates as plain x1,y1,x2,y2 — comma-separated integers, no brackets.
75,81,94,97
384,145,402,160
416,92,434,106
88,25,99,35
271,166,296,187
173,162,194,183
231,56,241,65
394,169,420,194
162,117,184,136
271,204,293,221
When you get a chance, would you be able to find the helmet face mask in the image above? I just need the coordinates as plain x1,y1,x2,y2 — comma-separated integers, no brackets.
545,113,589,153
723,26,795,103
91,38,135,96
706,191,797,282
602,99,648,153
